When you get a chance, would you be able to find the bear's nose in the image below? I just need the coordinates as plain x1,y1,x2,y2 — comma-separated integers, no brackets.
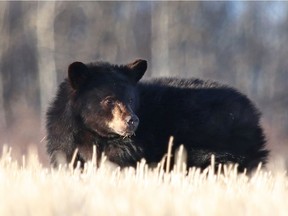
126,115,139,129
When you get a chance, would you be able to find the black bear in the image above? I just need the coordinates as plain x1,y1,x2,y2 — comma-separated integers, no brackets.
46,59,269,172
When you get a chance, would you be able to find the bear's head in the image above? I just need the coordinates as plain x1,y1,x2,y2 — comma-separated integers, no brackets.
68,59,147,138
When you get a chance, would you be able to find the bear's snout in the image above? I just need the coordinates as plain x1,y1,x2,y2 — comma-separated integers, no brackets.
107,103,139,137
125,115,139,132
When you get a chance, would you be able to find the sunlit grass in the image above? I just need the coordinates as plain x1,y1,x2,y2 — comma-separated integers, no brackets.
0,145,287,216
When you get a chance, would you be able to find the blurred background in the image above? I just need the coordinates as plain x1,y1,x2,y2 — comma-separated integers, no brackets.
0,1,287,166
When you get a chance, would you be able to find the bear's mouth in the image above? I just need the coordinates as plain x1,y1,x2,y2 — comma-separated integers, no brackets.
114,130,136,139
106,109,139,138
121,131,136,139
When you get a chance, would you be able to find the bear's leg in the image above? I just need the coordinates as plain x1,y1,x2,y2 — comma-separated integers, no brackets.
187,147,268,172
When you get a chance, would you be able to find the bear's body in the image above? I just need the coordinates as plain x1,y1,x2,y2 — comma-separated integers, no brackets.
136,78,268,171
46,60,268,171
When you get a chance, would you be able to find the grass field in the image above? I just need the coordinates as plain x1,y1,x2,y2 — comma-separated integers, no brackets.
0,145,287,216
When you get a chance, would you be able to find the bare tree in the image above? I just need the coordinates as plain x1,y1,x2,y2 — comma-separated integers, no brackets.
36,1,57,126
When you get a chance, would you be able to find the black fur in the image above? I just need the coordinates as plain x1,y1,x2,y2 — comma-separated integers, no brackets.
46,60,269,172
46,60,145,168
136,78,268,171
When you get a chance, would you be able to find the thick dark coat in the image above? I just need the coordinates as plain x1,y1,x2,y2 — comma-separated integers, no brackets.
136,78,268,171
46,59,268,171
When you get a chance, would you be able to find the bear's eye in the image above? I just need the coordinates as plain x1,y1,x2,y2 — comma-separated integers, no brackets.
104,98,115,106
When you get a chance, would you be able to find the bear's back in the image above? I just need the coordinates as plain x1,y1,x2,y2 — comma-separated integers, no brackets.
136,77,268,171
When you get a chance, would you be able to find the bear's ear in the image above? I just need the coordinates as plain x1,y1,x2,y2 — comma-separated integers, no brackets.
68,62,89,90
125,59,147,83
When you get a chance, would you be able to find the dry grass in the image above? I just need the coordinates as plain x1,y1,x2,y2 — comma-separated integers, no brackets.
0,145,287,216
